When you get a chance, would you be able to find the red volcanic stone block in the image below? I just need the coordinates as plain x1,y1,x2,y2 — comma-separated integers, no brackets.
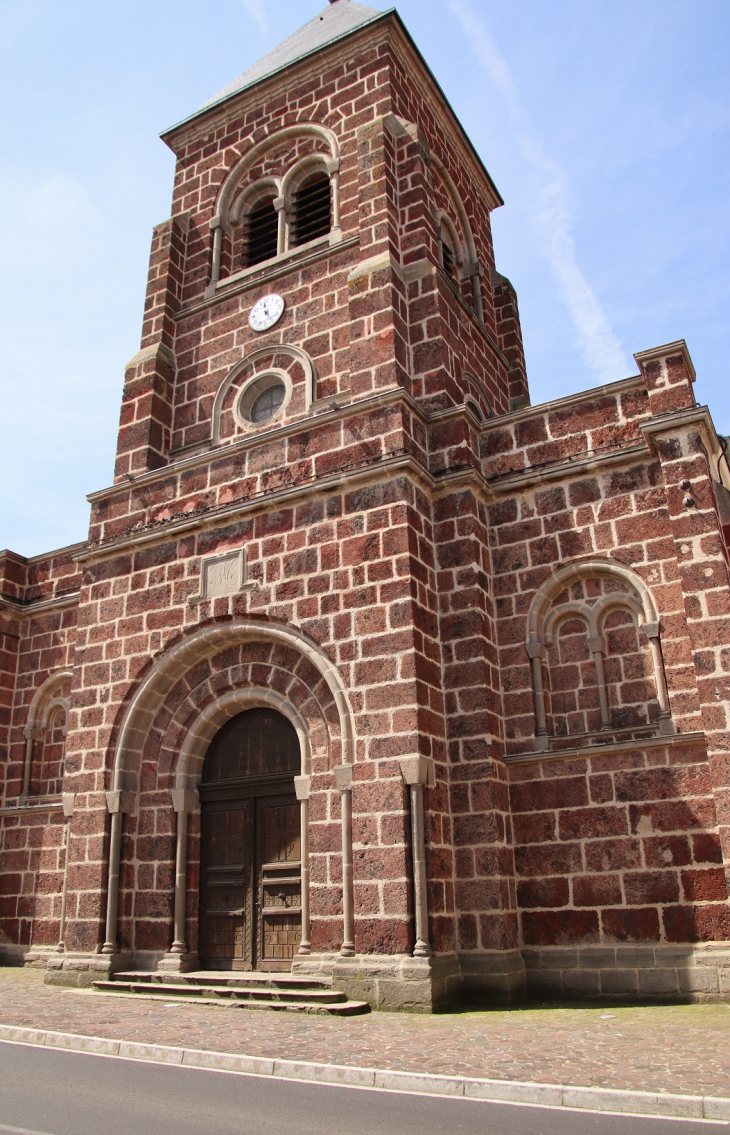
630,799,717,834
535,487,566,516
572,874,623,907
516,876,569,908
559,806,629,841
642,835,692,868
692,833,724,864
684,903,730,941
510,776,589,813
623,870,680,905
681,868,728,902
568,479,601,506
584,838,643,872
512,812,556,844
487,499,519,527
601,907,661,942
514,842,583,877
615,766,711,803
521,909,600,945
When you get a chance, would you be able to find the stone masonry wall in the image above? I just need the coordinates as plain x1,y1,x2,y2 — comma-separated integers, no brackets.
0,546,81,955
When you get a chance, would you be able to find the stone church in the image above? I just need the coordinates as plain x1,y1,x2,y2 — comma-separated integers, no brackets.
2,0,730,1011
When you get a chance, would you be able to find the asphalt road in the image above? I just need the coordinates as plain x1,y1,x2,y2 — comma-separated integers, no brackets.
0,1041,724,1135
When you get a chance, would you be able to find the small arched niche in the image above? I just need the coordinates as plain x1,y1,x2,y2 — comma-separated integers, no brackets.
22,670,71,800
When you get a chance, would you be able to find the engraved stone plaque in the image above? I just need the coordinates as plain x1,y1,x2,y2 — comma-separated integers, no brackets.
200,549,245,600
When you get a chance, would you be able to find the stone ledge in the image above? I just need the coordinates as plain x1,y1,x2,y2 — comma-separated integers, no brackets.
506,730,706,766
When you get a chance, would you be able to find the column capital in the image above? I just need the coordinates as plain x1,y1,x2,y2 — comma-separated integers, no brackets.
333,764,352,792
106,790,136,815
399,756,435,788
170,788,200,814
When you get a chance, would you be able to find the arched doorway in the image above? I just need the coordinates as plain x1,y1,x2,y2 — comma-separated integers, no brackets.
199,707,301,971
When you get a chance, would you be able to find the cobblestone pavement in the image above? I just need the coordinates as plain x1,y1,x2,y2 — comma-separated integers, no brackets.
1,966,730,1098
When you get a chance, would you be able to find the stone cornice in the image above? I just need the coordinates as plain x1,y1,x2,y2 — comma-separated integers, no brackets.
0,591,81,619
79,378,672,562
479,374,646,433
487,442,652,495
640,404,730,490
90,376,649,508
77,451,438,563
640,404,713,441
87,387,424,504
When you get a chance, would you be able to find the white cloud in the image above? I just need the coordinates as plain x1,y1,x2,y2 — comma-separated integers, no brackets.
242,0,268,37
449,0,631,384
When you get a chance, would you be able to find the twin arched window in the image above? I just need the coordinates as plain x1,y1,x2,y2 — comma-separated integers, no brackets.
240,167,333,270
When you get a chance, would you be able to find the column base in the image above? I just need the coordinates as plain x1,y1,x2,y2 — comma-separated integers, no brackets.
157,951,200,973
294,952,461,1013
43,950,133,988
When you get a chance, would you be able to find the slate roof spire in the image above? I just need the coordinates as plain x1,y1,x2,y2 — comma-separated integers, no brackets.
190,2,386,123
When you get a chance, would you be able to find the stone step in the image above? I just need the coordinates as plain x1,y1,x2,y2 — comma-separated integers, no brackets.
91,983,369,1016
113,970,332,990
93,980,347,1004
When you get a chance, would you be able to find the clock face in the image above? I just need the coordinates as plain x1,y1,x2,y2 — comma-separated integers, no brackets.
249,293,285,332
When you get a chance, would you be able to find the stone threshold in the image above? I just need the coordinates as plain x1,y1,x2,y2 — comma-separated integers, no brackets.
0,1023,726,1123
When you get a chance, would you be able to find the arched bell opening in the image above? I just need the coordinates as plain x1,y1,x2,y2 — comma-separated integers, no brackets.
198,707,303,971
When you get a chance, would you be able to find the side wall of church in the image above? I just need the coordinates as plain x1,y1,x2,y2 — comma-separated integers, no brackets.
0,547,80,958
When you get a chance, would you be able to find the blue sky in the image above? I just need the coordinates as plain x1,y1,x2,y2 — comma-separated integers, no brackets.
0,0,728,556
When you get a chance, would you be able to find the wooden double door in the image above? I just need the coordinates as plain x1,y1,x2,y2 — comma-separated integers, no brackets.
198,708,302,971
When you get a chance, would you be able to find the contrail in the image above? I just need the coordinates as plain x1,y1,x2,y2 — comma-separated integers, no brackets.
449,0,631,384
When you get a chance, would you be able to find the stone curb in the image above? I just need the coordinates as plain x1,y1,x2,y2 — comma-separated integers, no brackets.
0,1024,727,1122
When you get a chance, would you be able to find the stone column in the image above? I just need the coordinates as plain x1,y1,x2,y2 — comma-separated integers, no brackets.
159,788,199,972
333,764,355,957
205,215,224,299
399,756,435,958
101,790,136,956
642,622,675,735
589,635,613,730
294,775,311,956
56,793,75,951
20,725,42,803
526,641,549,750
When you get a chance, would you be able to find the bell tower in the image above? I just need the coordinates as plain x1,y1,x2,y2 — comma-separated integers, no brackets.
84,0,528,1004
112,0,527,482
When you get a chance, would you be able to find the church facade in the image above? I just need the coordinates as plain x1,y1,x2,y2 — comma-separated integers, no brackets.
2,0,730,1011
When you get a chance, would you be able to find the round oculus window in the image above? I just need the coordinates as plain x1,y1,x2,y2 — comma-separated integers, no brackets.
250,381,286,423
235,372,289,428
